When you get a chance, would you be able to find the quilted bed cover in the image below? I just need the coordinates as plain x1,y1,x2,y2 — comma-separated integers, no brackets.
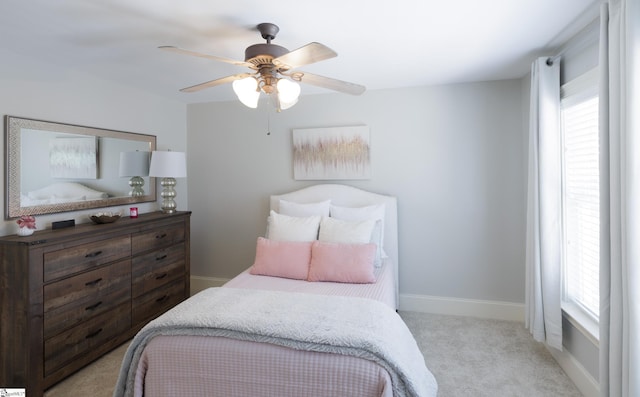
113,263,437,397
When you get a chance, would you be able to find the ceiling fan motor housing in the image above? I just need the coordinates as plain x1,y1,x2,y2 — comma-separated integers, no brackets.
244,43,289,66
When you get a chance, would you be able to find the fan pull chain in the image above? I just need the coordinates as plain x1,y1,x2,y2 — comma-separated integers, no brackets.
265,97,272,135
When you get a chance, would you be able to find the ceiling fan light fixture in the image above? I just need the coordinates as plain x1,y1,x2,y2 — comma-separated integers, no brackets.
163,23,365,108
233,76,260,108
277,78,301,110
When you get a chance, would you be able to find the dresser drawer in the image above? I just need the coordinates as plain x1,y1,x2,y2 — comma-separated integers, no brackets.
44,302,130,376
132,278,185,326
43,236,131,282
0,210,191,397
132,243,185,298
132,223,185,255
43,259,131,339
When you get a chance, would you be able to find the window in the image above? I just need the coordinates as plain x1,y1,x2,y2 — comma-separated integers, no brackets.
560,68,600,336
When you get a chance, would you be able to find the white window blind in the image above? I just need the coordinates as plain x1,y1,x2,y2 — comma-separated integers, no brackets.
560,81,600,320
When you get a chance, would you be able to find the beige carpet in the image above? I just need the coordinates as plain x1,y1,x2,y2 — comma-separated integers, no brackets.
400,312,583,396
44,312,582,397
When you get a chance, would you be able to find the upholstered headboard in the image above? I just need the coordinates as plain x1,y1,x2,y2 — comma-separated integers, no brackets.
270,184,399,298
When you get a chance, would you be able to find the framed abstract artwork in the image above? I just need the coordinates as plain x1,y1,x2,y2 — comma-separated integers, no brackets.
49,137,98,179
292,125,371,180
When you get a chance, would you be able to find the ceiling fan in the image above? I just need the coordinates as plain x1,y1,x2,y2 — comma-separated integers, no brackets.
159,22,366,110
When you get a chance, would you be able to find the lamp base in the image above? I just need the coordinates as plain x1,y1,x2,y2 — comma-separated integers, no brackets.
128,176,145,197
159,177,178,214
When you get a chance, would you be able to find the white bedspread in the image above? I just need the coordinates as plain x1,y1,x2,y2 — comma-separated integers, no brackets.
113,287,437,397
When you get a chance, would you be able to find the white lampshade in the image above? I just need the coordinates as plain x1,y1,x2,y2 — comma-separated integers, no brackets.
233,76,260,108
119,151,150,177
149,151,187,178
277,79,300,110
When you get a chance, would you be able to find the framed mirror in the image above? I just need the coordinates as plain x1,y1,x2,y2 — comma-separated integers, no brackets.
5,116,157,219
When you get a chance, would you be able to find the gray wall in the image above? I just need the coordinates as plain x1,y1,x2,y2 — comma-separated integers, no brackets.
0,50,188,235
187,80,526,303
0,44,527,305
0,42,596,388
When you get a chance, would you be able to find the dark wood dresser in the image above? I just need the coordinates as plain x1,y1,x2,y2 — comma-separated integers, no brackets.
0,211,191,397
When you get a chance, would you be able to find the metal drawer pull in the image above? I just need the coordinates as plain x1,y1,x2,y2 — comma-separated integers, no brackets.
85,278,103,287
156,254,168,261
85,301,103,311
156,233,167,239
85,250,103,258
155,273,168,280
85,328,103,339
156,294,169,303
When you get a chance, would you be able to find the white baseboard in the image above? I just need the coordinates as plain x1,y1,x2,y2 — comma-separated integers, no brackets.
399,293,525,322
548,345,599,397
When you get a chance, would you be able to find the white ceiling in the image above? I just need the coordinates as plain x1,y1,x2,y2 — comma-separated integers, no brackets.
0,0,599,104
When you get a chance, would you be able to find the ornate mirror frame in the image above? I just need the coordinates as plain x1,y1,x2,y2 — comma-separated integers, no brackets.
5,116,157,219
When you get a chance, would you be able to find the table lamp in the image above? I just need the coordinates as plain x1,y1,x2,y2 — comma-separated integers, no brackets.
148,150,187,213
119,151,150,197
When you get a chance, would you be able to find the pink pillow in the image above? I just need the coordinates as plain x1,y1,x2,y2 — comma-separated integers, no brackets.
308,241,376,283
250,237,312,280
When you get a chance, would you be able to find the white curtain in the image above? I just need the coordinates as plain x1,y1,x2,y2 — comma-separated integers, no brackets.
599,0,640,396
525,57,563,350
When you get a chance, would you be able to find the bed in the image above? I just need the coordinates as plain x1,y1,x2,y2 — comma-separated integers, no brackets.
113,184,437,397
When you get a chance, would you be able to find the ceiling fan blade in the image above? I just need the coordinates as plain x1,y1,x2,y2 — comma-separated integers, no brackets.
159,46,254,68
273,42,337,70
180,73,254,93
295,72,366,95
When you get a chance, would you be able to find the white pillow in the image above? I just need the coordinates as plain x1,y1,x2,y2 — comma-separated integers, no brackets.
279,199,331,217
318,216,376,244
329,203,387,266
28,182,108,200
267,210,321,242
